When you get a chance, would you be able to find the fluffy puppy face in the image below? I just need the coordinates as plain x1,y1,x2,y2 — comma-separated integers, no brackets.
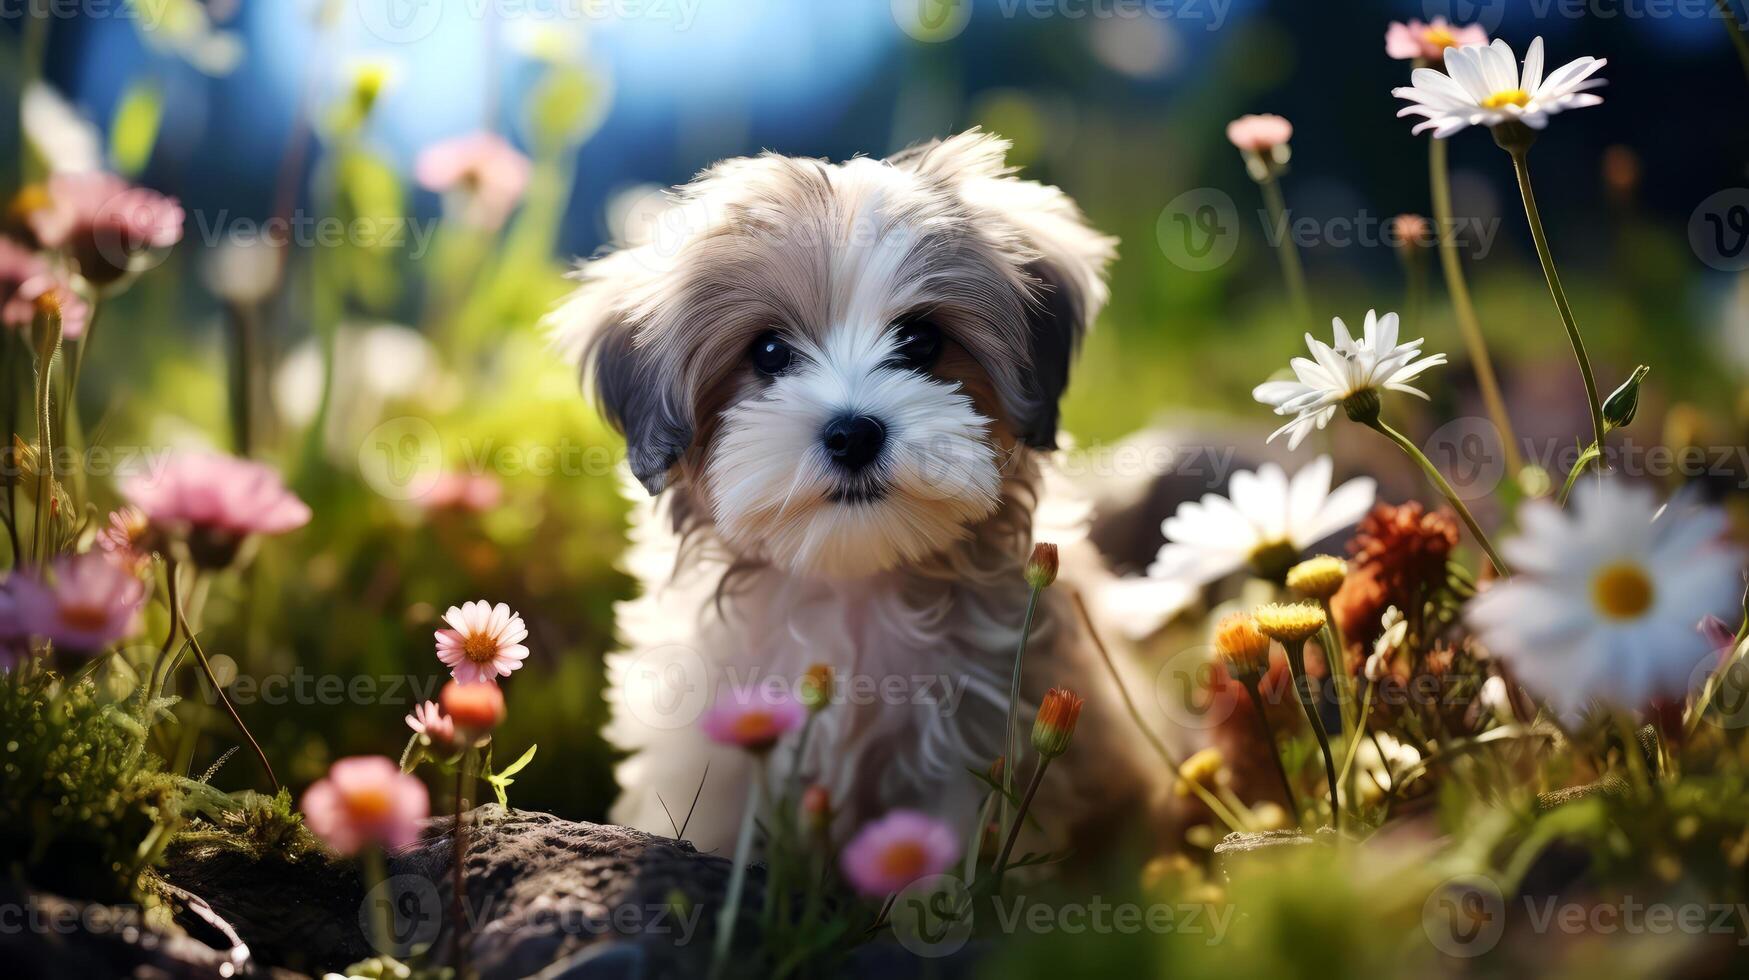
548,132,1115,577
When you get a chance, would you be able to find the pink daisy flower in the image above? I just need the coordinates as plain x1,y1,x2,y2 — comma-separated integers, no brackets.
1225,113,1293,154
25,172,184,285
699,690,806,753
122,451,311,568
434,600,530,684
420,471,503,513
839,810,961,897
414,132,531,231
1385,18,1487,63
405,700,459,754
97,505,156,573
2,272,90,339
10,551,147,653
300,756,430,856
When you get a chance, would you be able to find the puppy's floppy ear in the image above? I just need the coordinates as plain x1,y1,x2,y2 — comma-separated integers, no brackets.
893,130,1117,449
545,250,693,496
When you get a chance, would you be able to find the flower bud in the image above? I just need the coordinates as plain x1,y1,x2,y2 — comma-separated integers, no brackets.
1213,612,1272,682
1024,542,1059,589
1030,687,1083,760
1286,555,1347,600
1252,602,1327,645
801,785,831,830
440,679,505,742
1602,365,1650,432
798,663,833,712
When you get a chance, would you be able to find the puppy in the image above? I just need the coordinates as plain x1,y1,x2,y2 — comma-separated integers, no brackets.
548,131,1158,855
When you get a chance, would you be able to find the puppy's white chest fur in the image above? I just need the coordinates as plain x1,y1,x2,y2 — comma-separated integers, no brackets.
604,492,1029,853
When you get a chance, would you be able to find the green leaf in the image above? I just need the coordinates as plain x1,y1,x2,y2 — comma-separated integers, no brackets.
483,743,537,808
109,82,164,177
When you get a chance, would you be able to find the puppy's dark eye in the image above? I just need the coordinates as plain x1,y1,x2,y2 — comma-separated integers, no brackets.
890,316,942,371
750,331,794,376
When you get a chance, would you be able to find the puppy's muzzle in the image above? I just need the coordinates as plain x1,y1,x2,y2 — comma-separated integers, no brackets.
822,414,886,473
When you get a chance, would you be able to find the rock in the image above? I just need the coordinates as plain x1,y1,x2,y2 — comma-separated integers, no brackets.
0,883,280,979
158,805,759,978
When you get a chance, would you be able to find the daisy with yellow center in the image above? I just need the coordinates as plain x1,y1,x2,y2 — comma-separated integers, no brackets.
1394,37,1606,140
1467,480,1745,716
434,599,530,684
839,810,960,897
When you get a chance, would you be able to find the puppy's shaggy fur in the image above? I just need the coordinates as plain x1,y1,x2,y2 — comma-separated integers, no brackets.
548,131,1157,853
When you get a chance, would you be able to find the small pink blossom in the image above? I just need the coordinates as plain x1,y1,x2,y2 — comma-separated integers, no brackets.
2,272,90,339
1385,18,1487,62
699,691,805,752
25,172,184,285
1225,114,1293,153
839,810,960,897
300,756,430,856
405,700,458,754
97,505,155,572
434,600,530,684
9,551,147,653
415,132,531,231
420,471,503,513
122,452,311,566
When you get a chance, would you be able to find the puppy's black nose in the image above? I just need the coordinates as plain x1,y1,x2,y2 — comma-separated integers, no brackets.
821,415,886,472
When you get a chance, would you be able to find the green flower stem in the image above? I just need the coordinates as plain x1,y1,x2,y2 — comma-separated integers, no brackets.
1281,638,1341,834
362,846,393,957
1507,146,1608,460
1073,592,1247,832
32,315,59,563
60,297,99,502
168,561,278,789
1319,605,1356,745
1240,675,1301,826
709,771,763,980
1363,416,1511,579
1000,584,1043,842
1430,138,1524,479
449,751,470,973
1335,678,1378,794
994,756,1050,876
1257,174,1314,328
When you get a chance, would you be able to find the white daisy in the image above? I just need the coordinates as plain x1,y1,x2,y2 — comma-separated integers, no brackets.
1252,309,1447,450
1466,480,1745,716
1394,37,1606,139
1148,455,1377,588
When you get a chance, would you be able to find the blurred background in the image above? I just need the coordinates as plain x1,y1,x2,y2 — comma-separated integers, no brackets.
3,0,1746,820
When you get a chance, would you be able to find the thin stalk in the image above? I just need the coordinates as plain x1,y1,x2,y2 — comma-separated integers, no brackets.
362,846,393,958
1258,175,1313,328
1072,591,1247,831
4,333,21,566
168,563,278,789
709,772,763,980
1282,638,1341,834
1430,138,1523,477
1507,147,1607,457
1364,416,1510,578
31,317,58,563
1000,585,1042,841
1336,678,1378,792
1717,0,1749,86
1319,603,1355,746
1240,675,1300,825
450,752,470,974
994,756,1050,875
